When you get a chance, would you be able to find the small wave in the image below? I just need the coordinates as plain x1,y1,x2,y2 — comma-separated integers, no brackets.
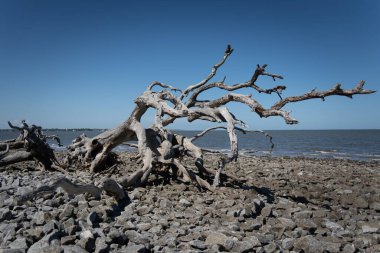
315,150,337,154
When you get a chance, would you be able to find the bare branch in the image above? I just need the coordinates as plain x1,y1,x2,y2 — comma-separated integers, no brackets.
271,80,375,111
181,44,234,99
148,81,182,92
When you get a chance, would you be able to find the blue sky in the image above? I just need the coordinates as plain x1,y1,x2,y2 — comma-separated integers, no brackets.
0,0,379,130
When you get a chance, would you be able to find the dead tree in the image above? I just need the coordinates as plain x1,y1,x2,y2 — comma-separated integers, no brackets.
62,45,375,191
0,121,63,171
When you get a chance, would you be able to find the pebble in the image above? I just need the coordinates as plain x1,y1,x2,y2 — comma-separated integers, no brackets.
0,153,378,253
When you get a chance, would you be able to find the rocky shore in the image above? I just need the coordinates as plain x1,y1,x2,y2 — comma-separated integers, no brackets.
0,152,379,253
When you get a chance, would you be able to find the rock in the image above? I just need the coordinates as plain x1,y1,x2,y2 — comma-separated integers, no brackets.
87,211,99,226
137,223,152,232
296,219,318,232
277,217,296,230
293,210,313,219
353,197,369,209
61,245,88,253
0,192,9,208
232,240,254,253
362,224,379,233
124,243,148,253
179,198,192,207
294,235,341,253
0,208,13,222
242,235,261,247
33,211,50,225
27,230,60,253
264,242,278,253
205,232,229,247
369,202,380,211
367,244,380,253
78,230,96,252
8,238,29,249
22,228,44,242
241,220,262,231
61,235,76,245
324,220,344,233
342,243,355,253
94,237,109,253
43,220,60,235
260,205,272,217
281,238,294,250
136,206,151,216
189,240,207,250
59,204,75,220
107,229,128,245
0,249,26,253
354,235,375,248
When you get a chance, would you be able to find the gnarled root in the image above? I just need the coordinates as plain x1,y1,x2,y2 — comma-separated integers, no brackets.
16,177,127,204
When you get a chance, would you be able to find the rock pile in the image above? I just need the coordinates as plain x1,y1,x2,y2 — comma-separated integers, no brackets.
0,153,379,252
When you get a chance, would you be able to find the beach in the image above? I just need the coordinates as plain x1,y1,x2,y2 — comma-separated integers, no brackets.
0,152,379,252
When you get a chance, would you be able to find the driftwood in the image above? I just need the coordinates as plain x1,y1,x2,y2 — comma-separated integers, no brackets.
0,121,63,171
60,45,375,191
14,177,126,204
0,45,376,194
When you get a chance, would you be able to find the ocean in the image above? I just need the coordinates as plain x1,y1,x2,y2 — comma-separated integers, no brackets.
1,129,379,161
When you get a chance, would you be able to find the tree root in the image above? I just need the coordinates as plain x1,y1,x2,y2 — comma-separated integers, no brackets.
15,177,126,205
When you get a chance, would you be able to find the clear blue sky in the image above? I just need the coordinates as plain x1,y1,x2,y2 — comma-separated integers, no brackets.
1,0,379,130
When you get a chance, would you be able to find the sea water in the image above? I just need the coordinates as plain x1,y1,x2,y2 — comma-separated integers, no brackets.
1,129,379,161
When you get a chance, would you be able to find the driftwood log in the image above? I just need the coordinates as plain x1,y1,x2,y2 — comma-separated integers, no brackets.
62,45,375,191
0,45,376,197
0,121,63,171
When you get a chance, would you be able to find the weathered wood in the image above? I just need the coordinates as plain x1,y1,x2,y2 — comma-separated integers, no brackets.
3,45,375,193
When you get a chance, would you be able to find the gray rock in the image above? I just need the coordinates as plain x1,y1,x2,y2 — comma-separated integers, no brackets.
61,245,88,253
353,197,368,209
124,243,147,253
296,219,318,232
232,240,254,253
22,227,44,242
87,211,98,227
8,238,28,249
189,240,207,250
294,235,341,253
59,204,75,220
27,230,60,253
205,232,228,247
94,237,109,253
136,206,151,216
60,235,76,245
277,217,296,230
263,242,278,253
32,211,46,225
260,205,272,217
362,224,379,233
0,249,26,253
0,208,12,222
242,235,261,247
107,229,128,245
137,223,152,232
354,235,375,248
0,192,10,208
293,210,313,219
342,243,355,253
324,220,344,233
43,220,60,235
370,201,380,211
281,238,294,250
179,198,192,207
